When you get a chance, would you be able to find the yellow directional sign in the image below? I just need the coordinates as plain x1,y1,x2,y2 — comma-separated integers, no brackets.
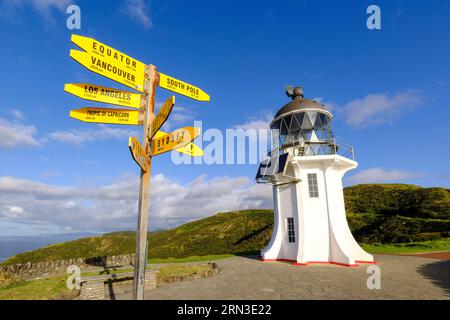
70,107,144,126
72,34,147,80
154,131,204,157
65,83,144,109
151,127,201,156
129,137,149,172
158,73,210,102
149,96,175,139
70,49,147,93
175,141,204,157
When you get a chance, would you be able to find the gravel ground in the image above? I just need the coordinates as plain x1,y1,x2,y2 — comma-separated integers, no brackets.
109,254,450,300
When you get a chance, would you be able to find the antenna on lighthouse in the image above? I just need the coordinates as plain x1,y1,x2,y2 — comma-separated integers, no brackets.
285,86,304,99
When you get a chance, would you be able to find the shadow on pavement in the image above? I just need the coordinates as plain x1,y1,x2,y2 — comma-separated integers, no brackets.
417,259,450,295
234,253,261,261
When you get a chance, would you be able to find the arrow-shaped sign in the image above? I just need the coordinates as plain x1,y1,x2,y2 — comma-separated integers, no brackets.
158,72,210,102
174,141,204,157
149,96,175,139
70,107,144,126
72,34,147,78
65,83,144,109
150,127,200,156
70,49,147,93
129,137,149,172
154,130,204,157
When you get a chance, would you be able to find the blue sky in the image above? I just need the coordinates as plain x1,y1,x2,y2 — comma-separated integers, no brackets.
0,0,449,236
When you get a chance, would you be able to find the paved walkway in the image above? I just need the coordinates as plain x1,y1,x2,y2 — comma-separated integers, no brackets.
111,255,450,300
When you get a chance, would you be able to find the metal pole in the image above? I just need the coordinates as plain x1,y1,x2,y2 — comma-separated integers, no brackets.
133,64,157,300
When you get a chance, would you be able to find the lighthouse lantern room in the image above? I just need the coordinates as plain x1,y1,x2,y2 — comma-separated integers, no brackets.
256,87,374,266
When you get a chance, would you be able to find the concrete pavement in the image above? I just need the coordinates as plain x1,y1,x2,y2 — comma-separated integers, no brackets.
110,254,450,300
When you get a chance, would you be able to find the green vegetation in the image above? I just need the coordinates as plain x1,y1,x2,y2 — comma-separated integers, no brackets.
2,209,273,265
362,238,450,254
80,263,215,281
0,263,214,300
149,254,234,264
0,276,74,300
1,184,449,266
2,234,136,265
345,184,449,220
147,209,273,259
157,264,214,281
345,184,449,243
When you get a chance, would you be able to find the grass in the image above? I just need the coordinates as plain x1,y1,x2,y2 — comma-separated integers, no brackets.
78,254,234,277
362,238,450,254
0,260,217,300
148,254,234,264
157,264,215,281
81,268,133,278
0,276,74,300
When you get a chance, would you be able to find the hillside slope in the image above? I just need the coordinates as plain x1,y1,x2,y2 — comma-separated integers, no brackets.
2,184,449,265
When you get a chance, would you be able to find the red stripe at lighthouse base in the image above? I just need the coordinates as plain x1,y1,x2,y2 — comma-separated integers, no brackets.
259,257,377,267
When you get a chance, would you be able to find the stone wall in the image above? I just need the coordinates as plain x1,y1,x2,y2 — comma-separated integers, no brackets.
0,254,135,280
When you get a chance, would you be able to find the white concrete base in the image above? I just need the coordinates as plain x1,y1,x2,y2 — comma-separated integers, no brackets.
261,155,374,267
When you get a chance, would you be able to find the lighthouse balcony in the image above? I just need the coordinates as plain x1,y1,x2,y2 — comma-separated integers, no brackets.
279,138,354,161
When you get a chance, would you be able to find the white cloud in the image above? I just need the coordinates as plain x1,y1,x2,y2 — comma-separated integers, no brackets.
11,109,24,120
0,112,135,148
47,125,138,146
346,167,423,185
123,0,152,29
341,89,423,127
3,206,26,218
232,112,273,131
0,173,272,232
0,117,41,149
31,0,69,13
313,97,336,112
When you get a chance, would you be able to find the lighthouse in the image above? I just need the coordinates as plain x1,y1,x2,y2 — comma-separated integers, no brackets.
256,87,374,267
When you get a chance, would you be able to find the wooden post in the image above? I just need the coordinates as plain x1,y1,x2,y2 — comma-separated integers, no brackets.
133,64,157,300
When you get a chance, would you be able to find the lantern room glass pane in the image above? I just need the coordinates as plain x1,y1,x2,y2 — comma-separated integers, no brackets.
301,113,313,129
307,111,317,129
280,116,291,135
315,114,323,128
290,114,301,132
319,114,328,128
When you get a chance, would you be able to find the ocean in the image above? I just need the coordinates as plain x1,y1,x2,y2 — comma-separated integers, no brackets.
0,233,96,263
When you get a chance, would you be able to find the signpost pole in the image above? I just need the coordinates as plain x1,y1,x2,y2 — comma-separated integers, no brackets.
133,64,157,300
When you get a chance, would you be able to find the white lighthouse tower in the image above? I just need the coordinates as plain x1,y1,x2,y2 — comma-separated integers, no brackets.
256,87,374,267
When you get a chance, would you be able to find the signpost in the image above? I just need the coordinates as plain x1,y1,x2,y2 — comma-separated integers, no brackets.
65,83,144,109
129,137,149,172
71,34,147,91
158,73,210,102
70,107,144,125
65,34,209,300
149,96,175,139
154,131,204,157
150,127,201,156
133,64,156,300
70,50,147,92
175,141,204,157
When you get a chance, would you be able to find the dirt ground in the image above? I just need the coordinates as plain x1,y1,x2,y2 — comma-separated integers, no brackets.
399,251,450,260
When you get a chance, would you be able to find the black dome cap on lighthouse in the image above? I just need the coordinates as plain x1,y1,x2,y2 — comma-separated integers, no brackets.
274,86,326,119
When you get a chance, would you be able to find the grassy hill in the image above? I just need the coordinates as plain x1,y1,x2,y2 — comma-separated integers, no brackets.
2,184,449,265
345,184,449,243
